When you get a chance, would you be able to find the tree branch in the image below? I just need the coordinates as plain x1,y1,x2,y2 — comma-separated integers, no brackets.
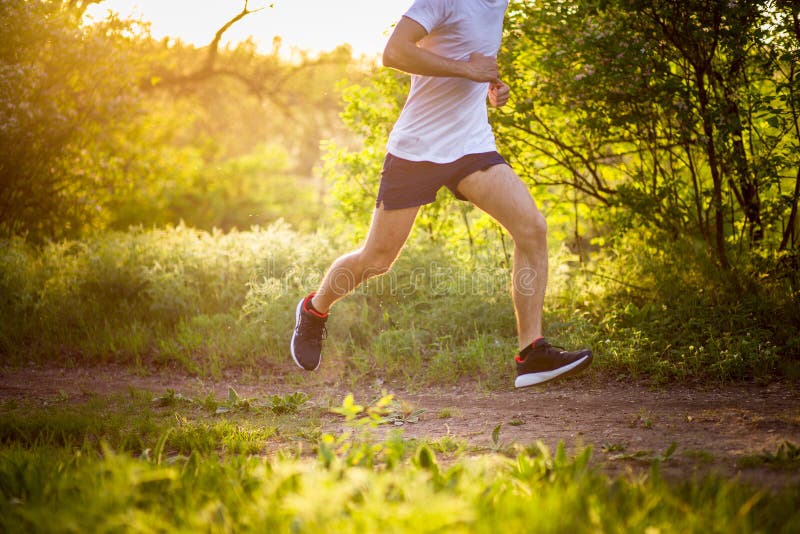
203,1,265,73
66,0,103,17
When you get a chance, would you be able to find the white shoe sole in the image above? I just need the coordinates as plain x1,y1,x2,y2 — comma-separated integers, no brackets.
290,297,321,371
514,354,590,388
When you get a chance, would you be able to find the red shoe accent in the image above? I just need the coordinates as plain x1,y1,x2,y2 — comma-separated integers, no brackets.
303,292,329,318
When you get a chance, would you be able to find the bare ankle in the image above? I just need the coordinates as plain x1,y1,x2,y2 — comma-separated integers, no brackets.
310,294,330,315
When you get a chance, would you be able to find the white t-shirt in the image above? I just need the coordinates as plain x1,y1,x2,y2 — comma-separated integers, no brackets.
386,0,509,163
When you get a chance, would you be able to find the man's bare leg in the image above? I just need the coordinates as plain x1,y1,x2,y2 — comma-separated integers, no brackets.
457,164,547,350
311,204,419,313
291,203,418,371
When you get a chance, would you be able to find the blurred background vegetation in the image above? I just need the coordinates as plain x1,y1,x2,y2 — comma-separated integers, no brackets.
1,0,798,385
0,0,359,237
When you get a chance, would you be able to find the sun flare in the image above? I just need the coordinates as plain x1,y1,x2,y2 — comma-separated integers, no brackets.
86,0,410,56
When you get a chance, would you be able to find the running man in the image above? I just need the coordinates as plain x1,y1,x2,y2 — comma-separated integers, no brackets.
291,0,592,388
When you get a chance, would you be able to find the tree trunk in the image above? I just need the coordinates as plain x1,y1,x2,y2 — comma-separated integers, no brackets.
684,140,709,242
719,89,763,243
781,35,800,250
696,67,729,268
781,166,800,250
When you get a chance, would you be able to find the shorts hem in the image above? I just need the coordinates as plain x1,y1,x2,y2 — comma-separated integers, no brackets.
376,197,436,210
448,158,509,200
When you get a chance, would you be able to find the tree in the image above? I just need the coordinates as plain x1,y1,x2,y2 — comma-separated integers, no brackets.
0,0,364,239
0,0,147,238
495,0,800,271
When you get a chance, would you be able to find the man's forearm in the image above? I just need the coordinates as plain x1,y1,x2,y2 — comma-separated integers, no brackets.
383,40,473,79
383,38,498,83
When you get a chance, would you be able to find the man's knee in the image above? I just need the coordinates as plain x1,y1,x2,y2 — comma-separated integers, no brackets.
355,248,396,278
513,210,547,248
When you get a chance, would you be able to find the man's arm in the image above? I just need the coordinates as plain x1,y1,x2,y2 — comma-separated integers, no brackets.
382,16,499,83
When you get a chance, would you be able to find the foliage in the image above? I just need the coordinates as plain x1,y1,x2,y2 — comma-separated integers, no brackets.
738,441,800,469
321,69,409,237
1,224,797,384
497,0,800,269
106,140,320,233
267,392,311,415
0,393,799,533
0,1,365,240
0,0,147,237
0,222,340,373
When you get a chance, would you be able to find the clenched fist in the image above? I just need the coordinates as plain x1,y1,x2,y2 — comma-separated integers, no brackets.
488,81,510,107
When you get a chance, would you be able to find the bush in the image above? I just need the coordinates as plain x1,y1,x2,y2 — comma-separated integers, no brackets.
1,223,797,384
562,234,800,382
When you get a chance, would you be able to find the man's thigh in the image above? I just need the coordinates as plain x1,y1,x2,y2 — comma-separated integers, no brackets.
362,203,419,258
456,164,541,234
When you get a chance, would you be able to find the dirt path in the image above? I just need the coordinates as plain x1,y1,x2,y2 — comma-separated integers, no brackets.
2,363,798,488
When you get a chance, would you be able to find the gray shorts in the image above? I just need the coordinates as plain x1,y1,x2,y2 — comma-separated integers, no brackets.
376,151,509,210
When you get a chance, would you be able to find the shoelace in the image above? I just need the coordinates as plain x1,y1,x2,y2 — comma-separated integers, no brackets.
296,316,327,346
520,342,565,362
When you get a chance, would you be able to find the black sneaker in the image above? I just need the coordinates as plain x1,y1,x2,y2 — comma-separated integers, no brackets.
290,293,328,371
515,338,592,388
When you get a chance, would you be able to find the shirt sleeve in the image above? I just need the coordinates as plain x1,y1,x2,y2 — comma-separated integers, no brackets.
403,0,450,34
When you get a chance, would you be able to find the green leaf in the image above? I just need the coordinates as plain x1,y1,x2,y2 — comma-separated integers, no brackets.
330,394,364,421
415,444,438,471
227,386,241,405
766,116,780,129
492,424,502,447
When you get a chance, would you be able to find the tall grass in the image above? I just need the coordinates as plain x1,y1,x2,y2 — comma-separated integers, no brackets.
0,223,797,384
0,222,336,372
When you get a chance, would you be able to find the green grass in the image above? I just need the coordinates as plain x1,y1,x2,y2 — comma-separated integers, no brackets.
0,224,797,385
0,393,798,533
738,442,800,470
0,389,317,457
